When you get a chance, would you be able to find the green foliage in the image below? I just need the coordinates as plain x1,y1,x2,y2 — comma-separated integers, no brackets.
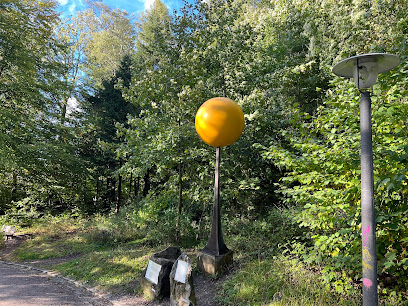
1,0,408,302
80,55,137,213
0,0,61,109
84,209,146,246
260,69,408,301
85,192,200,247
252,1,408,302
74,1,135,88
225,208,304,261
1,198,42,227
217,254,360,305
0,0,90,214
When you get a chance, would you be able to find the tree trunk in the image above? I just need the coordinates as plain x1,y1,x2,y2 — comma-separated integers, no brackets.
129,172,133,201
105,177,111,211
116,174,122,214
142,170,150,197
111,177,116,203
176,162,183,242
61,102,67,123
176,118,183,242
94,177,99,208
11,172,17,202
135,177,139,198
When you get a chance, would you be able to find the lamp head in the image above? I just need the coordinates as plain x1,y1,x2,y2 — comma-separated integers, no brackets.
333,53,400,90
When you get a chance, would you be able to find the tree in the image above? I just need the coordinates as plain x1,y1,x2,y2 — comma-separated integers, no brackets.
257,0,408,296
53,17,88,123
57,2,137,213
80,55,137,213
120,0,284,241
0,0,88,214
74,1,135,88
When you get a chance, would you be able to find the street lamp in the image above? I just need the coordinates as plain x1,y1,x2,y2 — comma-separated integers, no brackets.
333,53,400,306
195,97,245,276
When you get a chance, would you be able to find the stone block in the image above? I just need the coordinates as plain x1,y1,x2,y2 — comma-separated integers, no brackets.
141,246,181,300
197,249,233,277
170,253,196,306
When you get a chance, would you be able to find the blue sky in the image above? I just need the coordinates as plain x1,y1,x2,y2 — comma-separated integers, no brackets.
57,0,188,114
56,0,187,18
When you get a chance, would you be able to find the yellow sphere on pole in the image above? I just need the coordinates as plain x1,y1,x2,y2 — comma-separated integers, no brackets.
195,97,245,147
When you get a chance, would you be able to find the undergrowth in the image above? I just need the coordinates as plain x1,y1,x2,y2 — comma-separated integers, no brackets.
2,205,407,304
217,254,361,305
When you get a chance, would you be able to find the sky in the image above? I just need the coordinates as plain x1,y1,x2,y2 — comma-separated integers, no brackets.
56,0,187,19
57,0,190,114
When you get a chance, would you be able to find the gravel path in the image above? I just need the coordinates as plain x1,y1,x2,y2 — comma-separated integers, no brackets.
0,261,111,305
0,237,222,305
0,260,220,306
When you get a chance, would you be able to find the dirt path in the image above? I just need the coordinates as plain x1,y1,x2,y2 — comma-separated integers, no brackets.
0,261,111,305
1,236,224,305
106,273,221,306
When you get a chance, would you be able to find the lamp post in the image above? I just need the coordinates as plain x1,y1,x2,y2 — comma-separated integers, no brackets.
333,53,400,305
195,97,245,276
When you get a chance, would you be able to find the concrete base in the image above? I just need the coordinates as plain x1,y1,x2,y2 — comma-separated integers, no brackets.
197,250,233,277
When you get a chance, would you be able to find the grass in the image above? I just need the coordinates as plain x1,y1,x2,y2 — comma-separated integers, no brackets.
15,238,159,294
12,228,160,294
54,245,158,294
217,254,361,305
11,218,103,261
7,216,161,295
4,209,399,305
13,230,101,260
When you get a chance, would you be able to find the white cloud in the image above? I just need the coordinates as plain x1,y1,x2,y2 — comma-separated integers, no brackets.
144,0,155,10
69,3,76,13
64,0,85,14
57,0,69,5
66,97,82,115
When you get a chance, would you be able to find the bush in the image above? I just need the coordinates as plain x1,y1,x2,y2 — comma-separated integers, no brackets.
84,210,145,247
2,198,41,227
260,77,408,302
217,254,361,305
84,192,199,248
225,207,306,262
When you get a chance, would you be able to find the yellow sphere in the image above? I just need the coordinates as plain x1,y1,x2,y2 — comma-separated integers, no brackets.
195,97,245,147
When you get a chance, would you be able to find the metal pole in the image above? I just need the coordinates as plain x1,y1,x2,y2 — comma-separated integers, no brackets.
360,91,378,305
203,147,229,256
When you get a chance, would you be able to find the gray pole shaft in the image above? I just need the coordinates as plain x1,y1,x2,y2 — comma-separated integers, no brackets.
360,91,378,306
203,147,228,256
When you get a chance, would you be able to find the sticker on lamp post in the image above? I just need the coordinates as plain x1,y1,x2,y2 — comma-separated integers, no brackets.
145,260,161,285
